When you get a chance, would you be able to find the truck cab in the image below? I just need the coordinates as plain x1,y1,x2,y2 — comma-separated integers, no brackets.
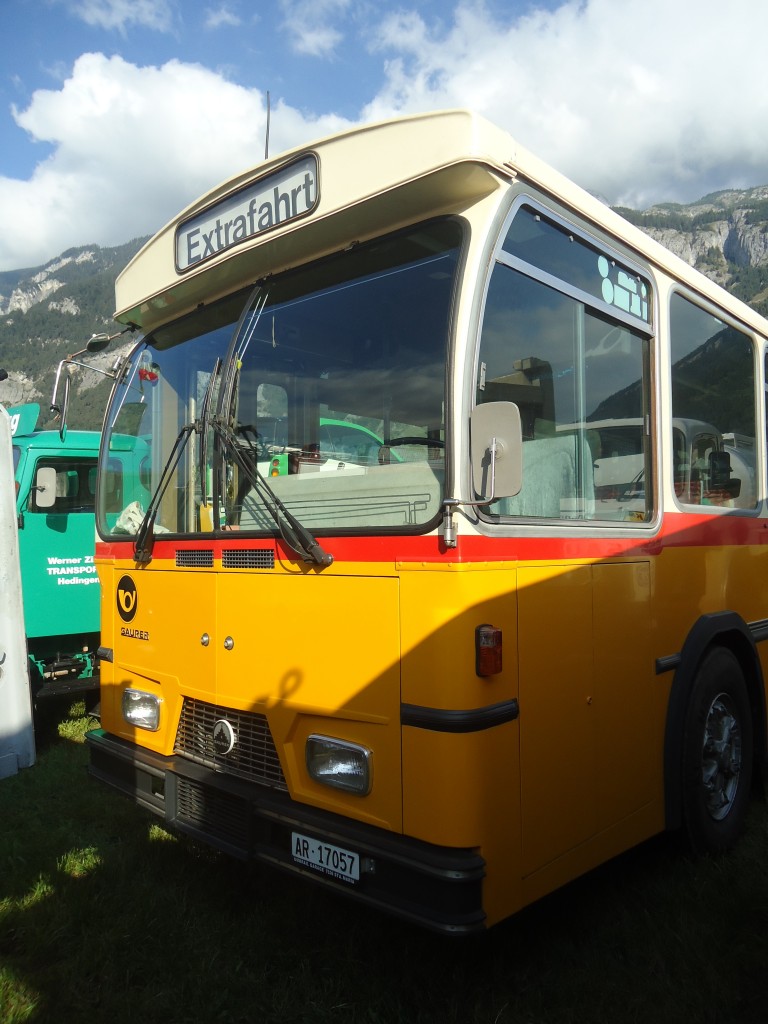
9,403,103,706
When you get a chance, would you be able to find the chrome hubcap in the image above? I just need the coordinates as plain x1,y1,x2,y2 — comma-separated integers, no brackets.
701,692,742,821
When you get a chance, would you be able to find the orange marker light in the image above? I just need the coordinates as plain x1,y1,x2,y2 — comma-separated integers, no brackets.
475,624,502,677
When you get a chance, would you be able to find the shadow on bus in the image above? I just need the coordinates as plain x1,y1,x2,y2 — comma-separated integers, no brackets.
95,511,768,940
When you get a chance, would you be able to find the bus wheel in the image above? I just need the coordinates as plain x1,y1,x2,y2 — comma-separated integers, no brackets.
682,647,753,854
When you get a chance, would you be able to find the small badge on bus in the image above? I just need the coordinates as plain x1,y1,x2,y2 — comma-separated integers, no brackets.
212,719,236,755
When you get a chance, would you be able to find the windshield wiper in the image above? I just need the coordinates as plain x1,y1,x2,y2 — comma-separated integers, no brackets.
199,358,222,506
133,422,197,563
132,356,225,562
208,281,332,567
214,419,333,567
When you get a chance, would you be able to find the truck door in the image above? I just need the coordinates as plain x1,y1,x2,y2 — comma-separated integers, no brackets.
20,455,100,643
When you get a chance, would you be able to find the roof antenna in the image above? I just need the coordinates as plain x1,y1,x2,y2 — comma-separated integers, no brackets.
265,90,271,160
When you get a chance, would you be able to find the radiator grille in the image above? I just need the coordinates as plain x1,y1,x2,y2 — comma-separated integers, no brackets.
176,549,214,567
174,697,287,790
222,548,275,569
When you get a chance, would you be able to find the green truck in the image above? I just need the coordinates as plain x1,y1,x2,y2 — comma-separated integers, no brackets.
8,402,104,707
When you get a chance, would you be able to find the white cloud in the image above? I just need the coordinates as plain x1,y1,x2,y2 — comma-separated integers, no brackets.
4,0,768,272
204,3,241,29
278,0,352,57
67,0,176,33
0,53,350,270
362,0,768,209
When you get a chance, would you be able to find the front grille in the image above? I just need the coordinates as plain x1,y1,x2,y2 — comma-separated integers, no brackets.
222,548,275,569
176,549,214,567
176,776,250,850
174,697,287,791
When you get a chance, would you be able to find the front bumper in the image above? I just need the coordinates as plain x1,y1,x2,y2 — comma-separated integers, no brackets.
86,729,487,934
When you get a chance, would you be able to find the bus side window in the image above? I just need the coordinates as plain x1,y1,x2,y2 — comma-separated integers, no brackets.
477,226,652,523
670,293,756,510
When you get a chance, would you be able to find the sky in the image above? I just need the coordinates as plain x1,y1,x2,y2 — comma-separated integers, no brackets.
1,0,768,272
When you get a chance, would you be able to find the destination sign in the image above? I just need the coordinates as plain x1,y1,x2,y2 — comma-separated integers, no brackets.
176,154,319,272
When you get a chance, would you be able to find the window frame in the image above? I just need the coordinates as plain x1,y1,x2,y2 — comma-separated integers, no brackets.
472,192,657,531
668,285,760,516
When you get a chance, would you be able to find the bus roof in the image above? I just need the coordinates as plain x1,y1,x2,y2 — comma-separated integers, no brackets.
115,108,768,340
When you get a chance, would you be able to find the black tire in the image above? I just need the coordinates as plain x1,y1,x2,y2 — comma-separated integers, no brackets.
682,646,753,854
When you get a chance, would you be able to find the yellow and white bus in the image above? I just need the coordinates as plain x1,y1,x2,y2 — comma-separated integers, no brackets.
86,110,768,933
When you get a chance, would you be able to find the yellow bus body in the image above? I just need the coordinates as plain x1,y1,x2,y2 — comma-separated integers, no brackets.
87,110,768,932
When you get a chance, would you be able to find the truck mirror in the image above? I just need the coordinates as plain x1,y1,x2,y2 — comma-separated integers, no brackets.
50,328,132,438
86,334,112,353
470,401,523,500
35,466,57,509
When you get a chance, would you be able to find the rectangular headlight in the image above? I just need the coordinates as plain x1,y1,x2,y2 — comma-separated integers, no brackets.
306,735,372,796
122,688,161,731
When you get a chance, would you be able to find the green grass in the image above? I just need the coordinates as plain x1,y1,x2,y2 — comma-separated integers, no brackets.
2,703,768,1024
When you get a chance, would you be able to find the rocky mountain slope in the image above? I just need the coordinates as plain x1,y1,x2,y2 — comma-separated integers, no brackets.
2,185,768,430
615,186,768,308
0,237,147,425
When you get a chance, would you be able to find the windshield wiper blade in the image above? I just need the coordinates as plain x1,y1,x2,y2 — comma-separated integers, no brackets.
133,423,196,563
215,420,333,567
216,284,268,423
199,358,222,505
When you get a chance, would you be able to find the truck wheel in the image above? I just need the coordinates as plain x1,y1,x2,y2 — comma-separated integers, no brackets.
682,647,753,854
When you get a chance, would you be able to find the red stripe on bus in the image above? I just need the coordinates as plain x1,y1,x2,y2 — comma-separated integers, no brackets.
96,511,768,566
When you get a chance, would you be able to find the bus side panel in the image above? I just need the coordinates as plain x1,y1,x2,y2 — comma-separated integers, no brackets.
398,565,519,712
399,566,521,922
592,559,665,829
518,563,596,876
402,721,522,925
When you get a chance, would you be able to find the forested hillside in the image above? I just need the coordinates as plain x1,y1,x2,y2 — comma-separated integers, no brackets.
2,183,768,431
0,238,147,428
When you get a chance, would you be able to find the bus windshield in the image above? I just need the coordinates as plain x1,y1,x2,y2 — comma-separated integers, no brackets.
98,219,460,539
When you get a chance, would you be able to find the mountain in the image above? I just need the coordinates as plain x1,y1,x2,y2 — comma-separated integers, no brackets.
3,185,768,430
614,186,768,313
0,238,148,428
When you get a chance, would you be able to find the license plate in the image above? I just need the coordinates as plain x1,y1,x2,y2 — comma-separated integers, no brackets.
291,831,360,884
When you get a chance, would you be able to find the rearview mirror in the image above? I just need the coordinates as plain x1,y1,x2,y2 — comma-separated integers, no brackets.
470,401,523,500
34,466,57,509
49,327,132,437
86,334,113,354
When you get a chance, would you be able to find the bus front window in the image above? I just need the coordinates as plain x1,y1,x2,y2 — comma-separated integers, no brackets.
97,219,461,540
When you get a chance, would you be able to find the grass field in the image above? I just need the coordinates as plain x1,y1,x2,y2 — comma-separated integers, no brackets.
2,701,768,1024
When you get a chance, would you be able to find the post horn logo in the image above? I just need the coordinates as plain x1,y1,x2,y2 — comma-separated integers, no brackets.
117,575,138,623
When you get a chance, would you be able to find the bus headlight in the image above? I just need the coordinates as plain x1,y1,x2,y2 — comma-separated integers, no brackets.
122,688,162,731
306,735,372,795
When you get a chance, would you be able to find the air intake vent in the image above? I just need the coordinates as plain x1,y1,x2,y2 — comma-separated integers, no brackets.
176,777,250,852
176,549,214,567
222,548,275,569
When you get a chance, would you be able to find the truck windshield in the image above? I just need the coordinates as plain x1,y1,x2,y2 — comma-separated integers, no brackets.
97,218,460,539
